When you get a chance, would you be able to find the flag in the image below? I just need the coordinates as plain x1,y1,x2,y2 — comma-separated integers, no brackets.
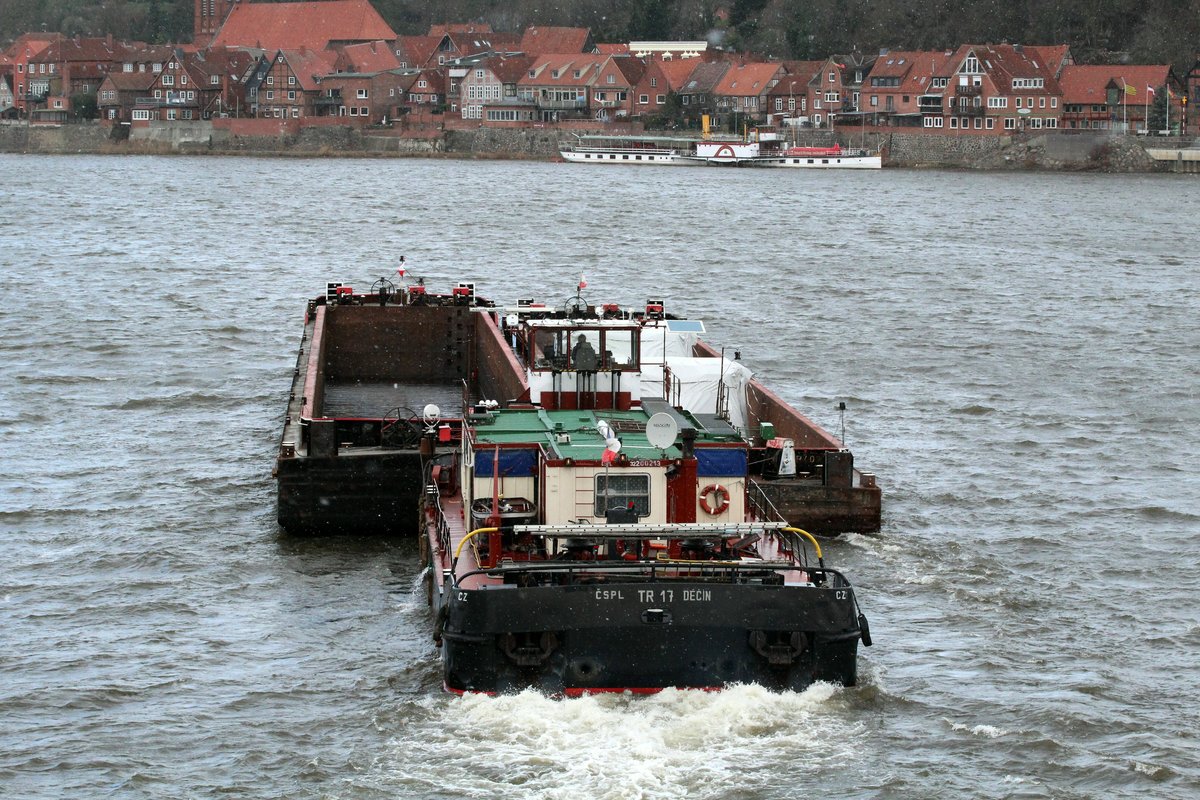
578,274,587,290
396,255,406,278
1124,83,1137,96
1147,86,1156,96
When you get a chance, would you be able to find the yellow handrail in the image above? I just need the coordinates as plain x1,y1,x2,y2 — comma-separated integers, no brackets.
782,526,823,561
453,526,498,564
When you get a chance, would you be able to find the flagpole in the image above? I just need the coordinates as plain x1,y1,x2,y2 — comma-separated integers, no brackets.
1121,78,1127,132
1145,88,1150,133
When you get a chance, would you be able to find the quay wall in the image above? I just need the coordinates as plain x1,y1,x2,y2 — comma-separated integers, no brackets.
0,119,1193,172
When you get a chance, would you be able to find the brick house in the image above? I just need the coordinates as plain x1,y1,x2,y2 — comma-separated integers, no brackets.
3,32,57,115
630,58,672,119
25,35,127,115
313,69,409,123
765,60,822,125
591,55,644,121
458,54,536,123
246,48,338,119
1059,64,1181,132
672,60,729,121
97,70,157,123
712,61,785,126
519,55,603,122
930,44,1067,134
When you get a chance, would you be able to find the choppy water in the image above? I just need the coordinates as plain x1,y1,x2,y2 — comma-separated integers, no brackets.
1,153,1197,799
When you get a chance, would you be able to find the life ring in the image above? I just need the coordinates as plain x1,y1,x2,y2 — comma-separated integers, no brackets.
699,484,730,515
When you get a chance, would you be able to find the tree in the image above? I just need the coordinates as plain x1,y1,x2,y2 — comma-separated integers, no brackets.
1146,85,1170,133
71,90,98,120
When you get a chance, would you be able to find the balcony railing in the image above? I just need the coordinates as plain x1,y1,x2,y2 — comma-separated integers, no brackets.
314,95,342,106
952,105,986,116
956,84,982,96
536,99,587,110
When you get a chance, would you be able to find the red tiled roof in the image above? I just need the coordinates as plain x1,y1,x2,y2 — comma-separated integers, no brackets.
519,27,593,56
596,43,629,55
396,35,438,68
657,58,699,91
211,0,396,52
519,55,604,87
101,71,158,91
339,40,401,73
1058,64,1173,106
278,48,339,91
428,24,493,36
486,55,536,84
713,62,782,97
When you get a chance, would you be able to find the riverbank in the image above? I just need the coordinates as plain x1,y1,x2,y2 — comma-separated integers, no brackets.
1,120,1196,172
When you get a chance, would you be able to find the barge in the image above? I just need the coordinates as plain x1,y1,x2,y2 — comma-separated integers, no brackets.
276,279,878,693
276,280,880,536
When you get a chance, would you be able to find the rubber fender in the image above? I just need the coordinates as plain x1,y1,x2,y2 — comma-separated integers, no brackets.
858,613,872,647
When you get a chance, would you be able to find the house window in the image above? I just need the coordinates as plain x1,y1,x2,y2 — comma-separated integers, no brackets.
1047,118,1057,128
607,74,615,84
211,75,219,85
360,106,368,116
154,89,161,98
870,95,877,107
180,74,188,85
656,94,665,104
132,109,150,120
829,71,836,83
167,109,177,120
350,106,358,115
266,90,273,99
594,474,650,517
1004,117,1016,129
973,117,982,129
1039,97,1046,108
640,94,649,104
935,117,943,127
950,117,958,129
650,77,657,87
357,89,368,99
986,117,994,129
1015,97,1022,108
418,80,427,89
266,76,274,85
292,107,299,118
1051,97,1058,108
288,91,295,100
163,75,174,86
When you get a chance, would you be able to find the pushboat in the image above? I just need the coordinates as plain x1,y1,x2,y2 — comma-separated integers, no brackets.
275,279,877,694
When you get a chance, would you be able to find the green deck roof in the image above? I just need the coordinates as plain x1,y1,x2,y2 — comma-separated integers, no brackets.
471,407,739,461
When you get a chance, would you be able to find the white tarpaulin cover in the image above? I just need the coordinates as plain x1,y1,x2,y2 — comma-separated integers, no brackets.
639,357,753,434
638,323,699,362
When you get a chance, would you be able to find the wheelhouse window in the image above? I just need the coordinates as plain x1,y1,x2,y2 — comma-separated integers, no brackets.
595,473,650,517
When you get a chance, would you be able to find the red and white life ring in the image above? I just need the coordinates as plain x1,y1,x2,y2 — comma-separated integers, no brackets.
699,484,730,515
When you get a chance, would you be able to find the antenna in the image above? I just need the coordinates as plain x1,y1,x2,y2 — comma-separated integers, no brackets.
837,401,847,446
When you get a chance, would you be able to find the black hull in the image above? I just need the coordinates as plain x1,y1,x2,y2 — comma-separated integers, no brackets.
438,582,863,694
276,450,424,534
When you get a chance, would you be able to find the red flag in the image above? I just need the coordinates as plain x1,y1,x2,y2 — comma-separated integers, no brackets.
397,255,406,278
578,274,587,290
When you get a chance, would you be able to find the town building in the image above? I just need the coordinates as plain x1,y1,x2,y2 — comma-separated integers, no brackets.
1059,64,1182,133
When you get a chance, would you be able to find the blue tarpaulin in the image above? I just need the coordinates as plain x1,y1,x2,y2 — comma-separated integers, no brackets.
474,448,539,477
696,448,747,477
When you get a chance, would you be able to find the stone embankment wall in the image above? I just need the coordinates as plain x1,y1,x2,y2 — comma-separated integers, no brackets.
1,119,1193,171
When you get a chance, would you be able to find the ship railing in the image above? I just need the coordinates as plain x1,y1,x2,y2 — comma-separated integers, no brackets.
455,560,852,589
747,479,787,523
425,483,453,556
453,522,826,573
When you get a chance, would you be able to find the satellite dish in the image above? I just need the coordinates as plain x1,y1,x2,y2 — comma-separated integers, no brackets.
646,412,679,450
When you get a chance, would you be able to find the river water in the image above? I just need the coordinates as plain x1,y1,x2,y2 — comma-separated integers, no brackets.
1,153,1197,799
